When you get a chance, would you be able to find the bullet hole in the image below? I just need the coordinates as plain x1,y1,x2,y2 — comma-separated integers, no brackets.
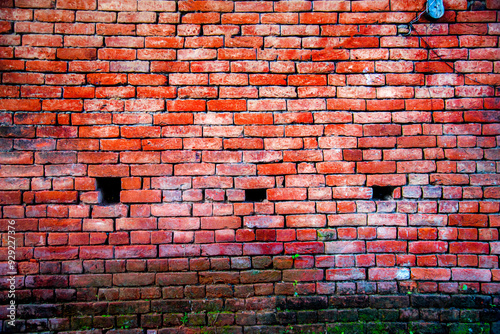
97,177,121,204
245,189,267,202
372,186,395,201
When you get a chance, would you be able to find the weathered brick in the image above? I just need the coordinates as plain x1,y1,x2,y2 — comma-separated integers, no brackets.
115,245,157,258
156,273,198,285
326,268,366,281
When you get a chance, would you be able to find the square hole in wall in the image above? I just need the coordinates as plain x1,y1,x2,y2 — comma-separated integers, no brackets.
372,186,395,200
96,177,121,204
245,189,267,202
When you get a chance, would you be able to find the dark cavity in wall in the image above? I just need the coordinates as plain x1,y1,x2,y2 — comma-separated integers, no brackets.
97,177,121,204
372,186,395,201
468,0,486,10
245,189,267,202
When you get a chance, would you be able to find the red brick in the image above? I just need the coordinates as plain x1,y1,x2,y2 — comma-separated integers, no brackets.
285,242,324,255
68,62,108,75
265,188,305,201
201,216,241,230
205,99,245,112
283,269,323,282
369,268,410,281
326,268,366,281
73,10,114,22
357,161,396,174
158,218,199,231
331,187,372,200
136,24,176,38
256,163,295,176
0,98,41,112
113,273,155,287
178,86,217,99
53,139,96,152
100,133,139,145
324,241,365,254
80,246,113,259
34,247,79,260
98,0,137,11
368,214,406,226
242,243,283,256
318,137,357,149
41,217,80,233
121,190,161,203
191,177,232,190
451,268,491,282
397,136,437,148
33,10,74,22
0,191,21,205
156,272,198,285
69,274,111,288
450,242,489,254
430,174,469,186
138,1,176,11
449,214,488,227
409,241,448,254
137,87,176,98
241,216,283,229
411,268,451,281
82,219,113,232
286,215,326,228
35,191,78,204
221,139,262,151
57,0,96,10
158,245,200,258
397,160,437,174
115,245,157,258
367,241,407,253
275,202,315,215
87,165,128,178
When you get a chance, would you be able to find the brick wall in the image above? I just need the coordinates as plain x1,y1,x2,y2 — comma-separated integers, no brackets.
1,0,500,332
